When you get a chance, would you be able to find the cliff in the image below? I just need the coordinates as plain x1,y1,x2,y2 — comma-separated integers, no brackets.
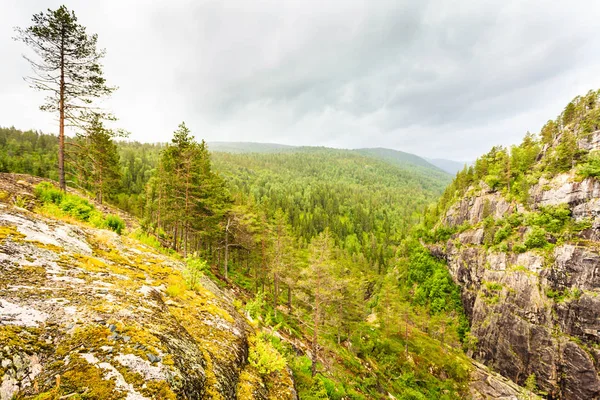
433,130,600,399
0,178,297,400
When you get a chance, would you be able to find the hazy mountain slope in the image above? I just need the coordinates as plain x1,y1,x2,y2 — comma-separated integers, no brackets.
207,141,296,153
425,157,469,174
206,141,451,180
355,147,440,170
211,147,450,246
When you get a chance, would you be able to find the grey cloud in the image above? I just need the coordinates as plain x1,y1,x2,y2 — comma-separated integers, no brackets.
1,0,600,160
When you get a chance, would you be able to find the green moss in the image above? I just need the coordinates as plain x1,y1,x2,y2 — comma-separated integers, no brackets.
59,355,123,400
56,325,111,358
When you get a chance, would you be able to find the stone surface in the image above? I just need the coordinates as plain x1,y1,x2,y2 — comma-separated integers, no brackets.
440,172,600,400
0,207,297,400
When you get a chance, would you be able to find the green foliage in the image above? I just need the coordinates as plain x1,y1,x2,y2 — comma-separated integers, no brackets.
524,227,548,249
34,182,126,234
493,224,512,245
407,242,464,316
524,373,537,393
105,214,125,235
245,292,267,320
578,151,600,178
183,257,208,290
525,205,571,233
513,243,527,254
545,287,582,303
248,333,287,376
34,181,64,204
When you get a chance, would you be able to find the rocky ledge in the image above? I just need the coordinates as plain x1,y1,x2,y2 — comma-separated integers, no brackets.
0,203,296,399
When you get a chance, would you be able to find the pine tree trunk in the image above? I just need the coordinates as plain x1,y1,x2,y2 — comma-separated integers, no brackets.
224,228,229,280
58,32,66,191
312,296,319,377
287,286,292,310
273,273,279,310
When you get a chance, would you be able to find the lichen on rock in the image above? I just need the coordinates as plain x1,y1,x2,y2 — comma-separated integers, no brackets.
0,202,296,399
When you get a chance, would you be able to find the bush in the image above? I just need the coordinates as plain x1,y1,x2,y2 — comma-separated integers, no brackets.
105,214,125,234
578,151,600,178
34,182,127,235
183,257,208,291
248,334,286,376
524,227,548,249
513,243,527,254
60,196,94,220
493,224,512,244
34,181,64,204
526,204,571,233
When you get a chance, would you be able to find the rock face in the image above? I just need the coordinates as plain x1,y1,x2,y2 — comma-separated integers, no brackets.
0,205,297,399
440,174,600,400
469,359,540,400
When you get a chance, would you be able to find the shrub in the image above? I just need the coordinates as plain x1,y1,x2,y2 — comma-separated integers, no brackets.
524,227,548,249
493,224,511,244
105,214,125,234
245,292,266,320
183,257,208,291
34,181,64,204
248,334,286,376
526,204,571,233
513,243,527,254
578,151,600,178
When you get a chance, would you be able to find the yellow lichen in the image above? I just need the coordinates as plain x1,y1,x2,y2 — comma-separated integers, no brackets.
0,224,25,242
200,349,224,400
237,366,264,399
59,355,124,400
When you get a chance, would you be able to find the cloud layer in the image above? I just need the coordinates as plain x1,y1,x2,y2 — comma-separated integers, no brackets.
2,0,600,159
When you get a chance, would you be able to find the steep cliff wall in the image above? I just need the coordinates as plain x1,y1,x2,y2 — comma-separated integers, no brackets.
435,132,600,399
0,187,297,399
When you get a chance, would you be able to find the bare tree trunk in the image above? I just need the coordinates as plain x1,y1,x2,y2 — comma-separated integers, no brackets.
224,228,229,279
173,223,178,251
405,309,409,357
58,33,66,191
273,273,279,310
287,285,292,310
312,296,319,377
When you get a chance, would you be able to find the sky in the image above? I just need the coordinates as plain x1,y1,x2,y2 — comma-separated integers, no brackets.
1,0,600,160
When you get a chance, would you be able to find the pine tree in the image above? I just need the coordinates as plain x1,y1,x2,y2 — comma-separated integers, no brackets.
300,230,338,377
70,113,124,203
269,209,297,310
14,6,115,190
150,123,230,255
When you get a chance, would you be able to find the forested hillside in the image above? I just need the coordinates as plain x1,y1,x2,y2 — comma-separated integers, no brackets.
1,122,485,398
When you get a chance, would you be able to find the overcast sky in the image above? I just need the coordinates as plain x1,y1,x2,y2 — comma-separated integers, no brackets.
2,0,600,160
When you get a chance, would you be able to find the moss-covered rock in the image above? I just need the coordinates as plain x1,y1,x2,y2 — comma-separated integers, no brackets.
0,205,297,399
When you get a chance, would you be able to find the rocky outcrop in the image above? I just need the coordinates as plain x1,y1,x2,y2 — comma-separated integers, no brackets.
0,205,297,399
439,175,600,400
469,359,541,400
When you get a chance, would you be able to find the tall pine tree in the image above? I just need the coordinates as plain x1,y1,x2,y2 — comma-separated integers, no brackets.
14,6,115,190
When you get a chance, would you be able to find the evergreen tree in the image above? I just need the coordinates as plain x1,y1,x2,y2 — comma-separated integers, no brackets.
78,115,124,204
14,6,115,190
150,123,230,255
300,230,338,376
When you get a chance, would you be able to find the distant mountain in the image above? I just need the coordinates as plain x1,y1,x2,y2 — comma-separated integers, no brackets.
354,148,444,172
425,158,469,174
207,142,452,178
208,141,296,153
